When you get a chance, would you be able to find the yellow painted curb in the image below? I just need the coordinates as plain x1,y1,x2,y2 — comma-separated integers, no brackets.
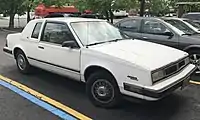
190,80,200,85
0,75,92,120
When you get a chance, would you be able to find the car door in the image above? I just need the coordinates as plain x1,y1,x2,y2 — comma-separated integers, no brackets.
141,19,179,49
37,21,81,80
24,20,44,63
117,19,142,39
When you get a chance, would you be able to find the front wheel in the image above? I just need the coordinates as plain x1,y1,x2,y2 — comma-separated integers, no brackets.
189,50,200,72
86,71,121,108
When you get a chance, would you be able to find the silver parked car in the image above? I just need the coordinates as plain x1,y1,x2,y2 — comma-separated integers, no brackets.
182,12,200,25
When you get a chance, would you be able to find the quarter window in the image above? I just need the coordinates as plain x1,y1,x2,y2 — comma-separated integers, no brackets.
41,22,75,45
31,22,42,39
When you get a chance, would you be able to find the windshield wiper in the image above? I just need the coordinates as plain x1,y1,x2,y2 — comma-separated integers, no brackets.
87,41,108,46
108,38,125,42
181,33,192,36
192,32,200,35
86,38,127,47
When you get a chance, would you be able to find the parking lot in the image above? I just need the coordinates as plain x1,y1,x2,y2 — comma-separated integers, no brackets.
1,30,200,120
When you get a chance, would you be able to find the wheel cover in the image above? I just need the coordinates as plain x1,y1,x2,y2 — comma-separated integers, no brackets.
17,54,26,70
91,79,115,104
190,54,200,70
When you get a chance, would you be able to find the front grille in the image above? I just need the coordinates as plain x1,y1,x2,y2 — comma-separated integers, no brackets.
179,60,185,68
152,57,190,84
164,58,188,77
165,65,177,76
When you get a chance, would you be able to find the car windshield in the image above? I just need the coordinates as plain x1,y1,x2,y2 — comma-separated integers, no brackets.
164,19,196,35
70,21,128,46
183,19,200,30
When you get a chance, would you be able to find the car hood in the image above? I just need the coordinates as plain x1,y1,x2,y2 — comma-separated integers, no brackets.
182,34,200,42
89,39,188,71
188,34,200,39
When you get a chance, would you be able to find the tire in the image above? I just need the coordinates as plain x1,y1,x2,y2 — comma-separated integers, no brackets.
15,50,31,74
188,50,200,71
86,71,121,108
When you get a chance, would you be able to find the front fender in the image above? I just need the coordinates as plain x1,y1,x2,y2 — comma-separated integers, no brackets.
81,62,115,82
183,45,200,51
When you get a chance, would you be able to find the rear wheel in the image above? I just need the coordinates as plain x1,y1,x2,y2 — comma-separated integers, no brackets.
15,50,31,74
86,71,121,108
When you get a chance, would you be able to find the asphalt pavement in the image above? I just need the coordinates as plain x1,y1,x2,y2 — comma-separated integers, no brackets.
0,86,61,120
1,30,200,120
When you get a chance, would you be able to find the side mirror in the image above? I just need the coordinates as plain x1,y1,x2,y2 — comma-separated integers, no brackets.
62,41,77,48
164,31,174,39
164,31,173,36
114,23,120,28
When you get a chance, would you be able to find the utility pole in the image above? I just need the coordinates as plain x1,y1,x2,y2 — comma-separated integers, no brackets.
139,0,145,17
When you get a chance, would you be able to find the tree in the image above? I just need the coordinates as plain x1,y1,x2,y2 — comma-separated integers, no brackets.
148,0,170,16
22,0,35,23
0,0,25,28
85,0,137,23
23,0,72,23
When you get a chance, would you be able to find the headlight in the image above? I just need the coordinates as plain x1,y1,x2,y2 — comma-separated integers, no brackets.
152,70,165,82
151,56,189,83
185,57,190,65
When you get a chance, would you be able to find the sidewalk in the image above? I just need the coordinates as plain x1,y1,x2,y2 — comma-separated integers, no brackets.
0,18,26,28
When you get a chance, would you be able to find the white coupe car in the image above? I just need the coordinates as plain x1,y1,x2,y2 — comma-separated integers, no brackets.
3,18,196,108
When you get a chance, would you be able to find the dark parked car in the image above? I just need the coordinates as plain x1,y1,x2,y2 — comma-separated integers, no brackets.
182,12,200,25
115,17,200,70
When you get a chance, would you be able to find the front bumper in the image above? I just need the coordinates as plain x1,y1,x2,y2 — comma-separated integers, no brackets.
3,47,12,55
123,64,196,100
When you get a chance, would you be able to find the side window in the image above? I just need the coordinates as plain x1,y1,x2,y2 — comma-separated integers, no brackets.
185,14,194,19
119,20,140,32
31,22,42,39
41,22,75,45
142,20,169,35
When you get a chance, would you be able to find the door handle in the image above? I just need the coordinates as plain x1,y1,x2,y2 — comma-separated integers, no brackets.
38,46,44,49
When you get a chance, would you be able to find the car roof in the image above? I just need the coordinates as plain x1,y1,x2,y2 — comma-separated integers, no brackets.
123,17,160,20
161,17,189,21
33,17,105,23
115,17,162,24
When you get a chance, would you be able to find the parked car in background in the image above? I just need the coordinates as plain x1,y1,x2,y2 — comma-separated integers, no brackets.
79,13,105,19
44,13,105,19
182,18,200,31
3,18,196,108
182,12,200,25
113,10,128,18
115,17,200,70
44,13,79,18
164,13,177,17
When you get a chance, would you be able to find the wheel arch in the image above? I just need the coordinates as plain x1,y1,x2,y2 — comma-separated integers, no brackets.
184,45,200,53
13,46,26,59
84,65,116,82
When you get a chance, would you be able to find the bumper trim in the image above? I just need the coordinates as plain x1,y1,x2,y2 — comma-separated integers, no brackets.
124,65,196,99
3,47,12,55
